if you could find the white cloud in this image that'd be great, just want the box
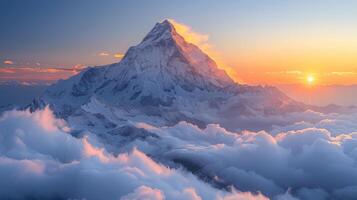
[0,108,268,200]
[98,52,110,56]
[129,111,357,199]
[1,106,357,199]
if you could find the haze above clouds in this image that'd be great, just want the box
[277,84,357,106]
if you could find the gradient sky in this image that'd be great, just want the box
[1,0,357,85]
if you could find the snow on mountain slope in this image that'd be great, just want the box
[31,19,305,132]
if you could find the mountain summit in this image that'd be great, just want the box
[107,19,234,90]
[31,20,304,131]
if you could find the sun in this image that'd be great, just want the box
[306,75,315,85]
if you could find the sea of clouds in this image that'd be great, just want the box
[1,107,357,200]
[0,107,269,200]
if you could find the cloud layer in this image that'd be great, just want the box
[1,106,357,199]
[0,108,268,200]
[127,110,357,200]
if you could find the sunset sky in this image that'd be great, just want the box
[2,2,357,199]
[1,0,357,85]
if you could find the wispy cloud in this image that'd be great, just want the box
[266,70,357,77]
[168,19,238,82]
[0,67,83,74]
[0,68,16,74]
[168,19,210,52]
[98,52,110,56]
[0,65,86,82]
[329,71,357,76]
[3,60,14,65]
[266,70,303,75]
[114,53,124,59]
[98,52,125,60]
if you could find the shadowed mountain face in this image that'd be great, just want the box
[31,20,305,131]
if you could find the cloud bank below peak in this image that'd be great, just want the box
[126,109,357,200]
[0,108,268,200]
[1,104,357,199]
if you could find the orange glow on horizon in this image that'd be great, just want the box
[210,22,357,85]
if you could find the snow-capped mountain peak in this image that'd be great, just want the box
[31,19,304,131]
[106,19,234,91]
[140,19,177,46]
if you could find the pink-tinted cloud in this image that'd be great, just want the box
[217,189,269,200]
[82,136,110,162]
[0,107,271,200]
[0,65,85,82]
[3,60,14,65]
[0,68,16,74]
[121,186,165,200]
